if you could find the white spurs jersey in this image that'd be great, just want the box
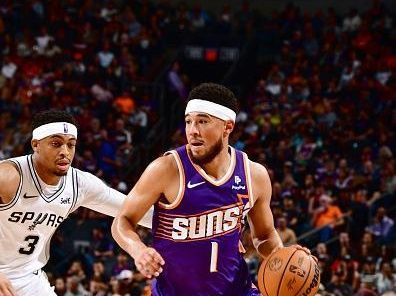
[0,155,125,279]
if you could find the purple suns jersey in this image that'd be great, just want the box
[151,145,258,296]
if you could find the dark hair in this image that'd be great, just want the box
[32,109,78,130]
[187,83,238,113]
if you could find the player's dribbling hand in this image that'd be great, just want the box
[134,247,165,279]
[292,244,318,263]
[0,272,17,296]
[292,244,311,254]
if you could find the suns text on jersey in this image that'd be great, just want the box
[171,204,243,240]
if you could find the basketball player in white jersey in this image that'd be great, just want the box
[0,110,152,296]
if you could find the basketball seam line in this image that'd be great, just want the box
[276,248,299,296]
[293,254,313,296]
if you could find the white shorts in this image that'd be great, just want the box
[12,270,56,296]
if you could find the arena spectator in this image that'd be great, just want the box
[66,261,87,284]
[113,91,136,115]
[65,275,88,296]
[276,216,297,245]
[1,55,17,79]
[90,227,115,263]
[375,261,396,295]
[111,252,134,277]
[167,61,188,100]
[312,194,344,242]
[355,277,379,296]
[366,207,395,243]
[114,269,144,295]
[55,277,67,296]
[326,270,354,296]
[112,118,133,156]
[92,261,108,283]
[88,279,108,296]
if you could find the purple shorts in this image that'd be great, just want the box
[151,280,261,296]
[246,286,261,296]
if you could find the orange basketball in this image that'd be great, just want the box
[257,246,320,296]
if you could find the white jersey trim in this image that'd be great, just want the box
[242,152,255,208]
[187,145,236,186]
[66,168,79,215]
[27,155,67,203]
[159,151,185,209]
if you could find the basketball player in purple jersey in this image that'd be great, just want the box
[112,83,285,295]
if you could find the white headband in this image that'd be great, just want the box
[32,122,78,140]
[185,99,236,122]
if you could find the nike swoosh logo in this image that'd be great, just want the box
[187,181,205,189]
[23,193,38,199]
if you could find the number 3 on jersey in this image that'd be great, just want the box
[19,235,39,255]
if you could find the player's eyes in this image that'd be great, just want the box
[51,142,61,147]
[185,118,209,125]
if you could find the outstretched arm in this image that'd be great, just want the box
[74,170,153,228]
[111,155,177,278]
[247,162,283,259]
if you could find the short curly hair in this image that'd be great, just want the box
[32,109,78,130]
[187,83,238,113]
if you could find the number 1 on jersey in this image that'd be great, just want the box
[210,242,218,272]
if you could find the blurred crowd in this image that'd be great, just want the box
[0,0,176,188]
[233,2,396,295]
[171,1,396,295]
[1,0,396,295]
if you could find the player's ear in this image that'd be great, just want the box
[224,120,234,136]
[31,139,39,153]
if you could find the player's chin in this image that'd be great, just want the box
[190,143,205,154]
[190,151,207,162]
[192,149,205,158]
[54,166,70,176]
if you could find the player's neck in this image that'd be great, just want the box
[200,147,231,180]
[32,156,62,186]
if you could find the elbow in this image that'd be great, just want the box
[111,213,137,239]
[111,215,119,239]
[111,214,126,240]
